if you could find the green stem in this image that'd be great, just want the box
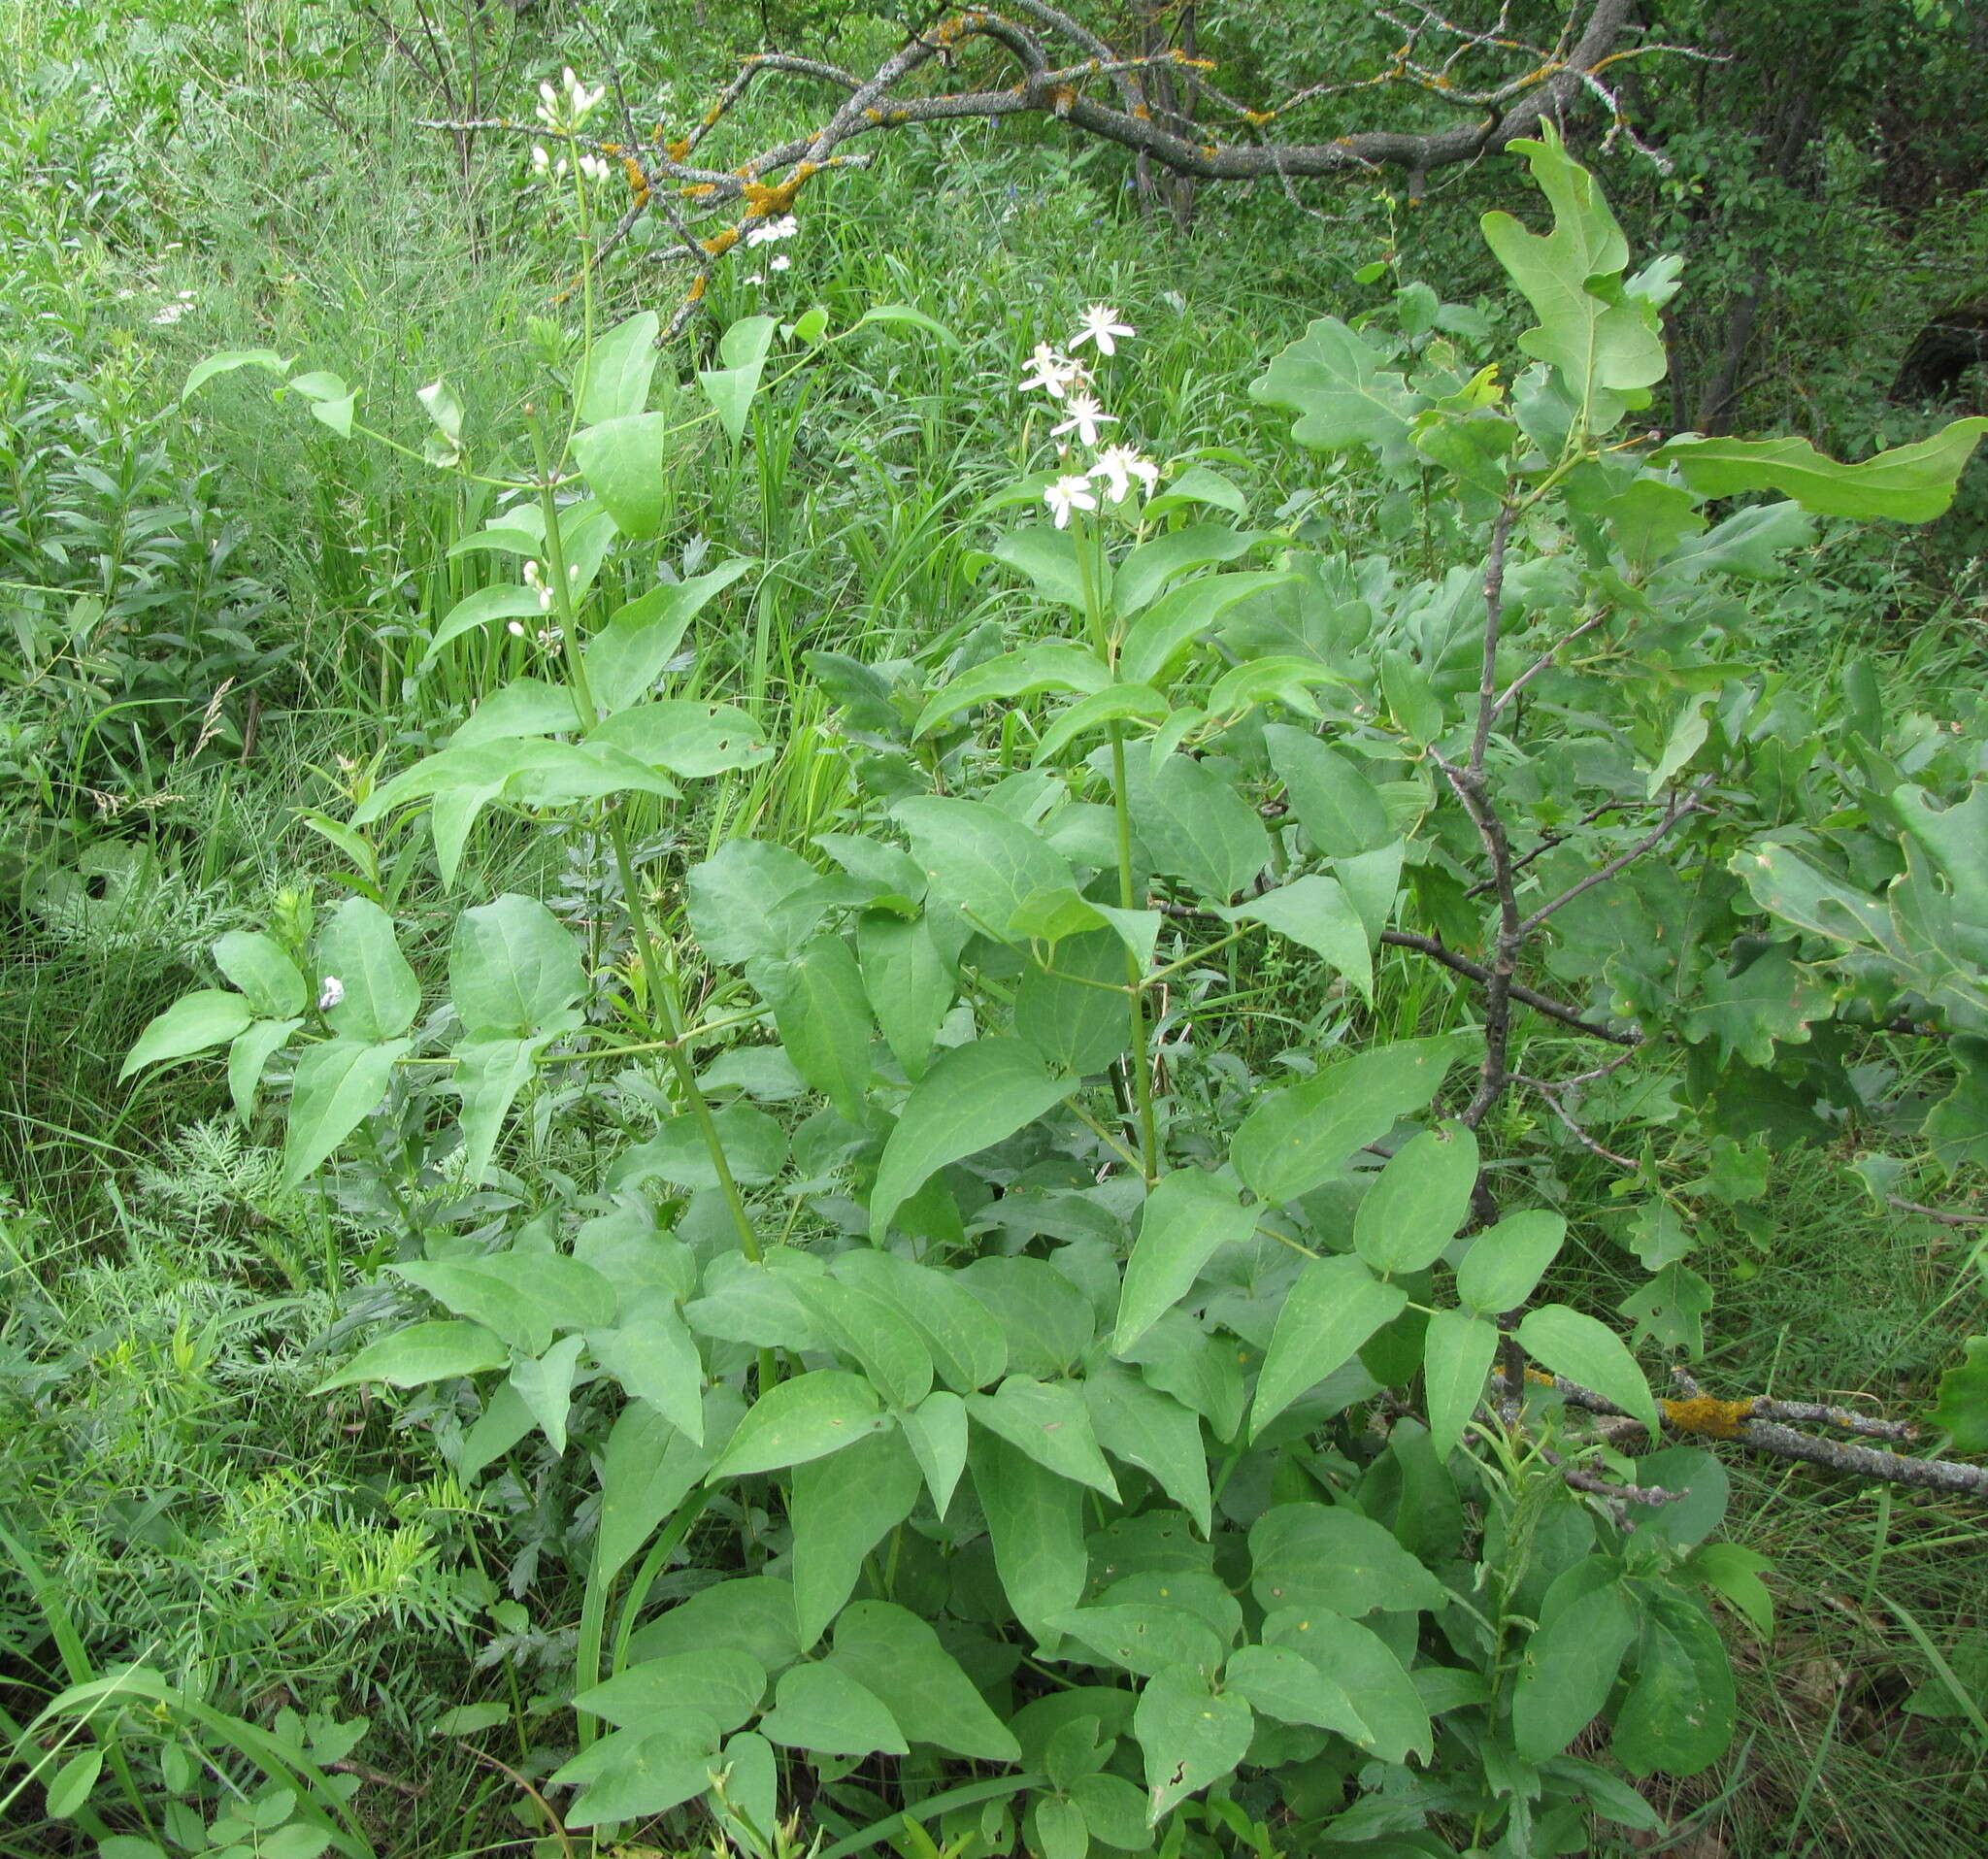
[1110,721,1159,1183]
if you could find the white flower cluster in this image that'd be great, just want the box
[150,289,196,327]
[536,67,605,132]
[745,214,798,249]
[1020,306,1156,529]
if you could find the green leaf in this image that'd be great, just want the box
[228,1016,302,1122]
[757,936,875,1119]
[1512,1576,1640,1762]
[1222,1644,1370,1742]
[585,559,757,716]
[760,1662,907,1757]
[793,1277,934,1409]
[578,310,662,424]
[687,839,828,965]
[1113,1169,1258,1355]
[1050,1603,1225,1678]
[593,1305,706,1442]
[183,347,292,401]
[1033,683,1172,768]
[1611,1592,1735,1777]
[625,1572,802,1676]
[611,1101,788,1193]
[1015,928,1133,1078]
[790,1426,922,1648]
[708,1369,884,1478]
[451,1035,552,1188]
[1894,781,1988,928]
[1656,417,1988,523]
[573,1647,765,1733]
[991,524,1098,611]
[119,989,254,1081]
[213,930,308,1019]
[1248,1503,1444,1615]
[1249,1255,1408,1437]
[1378,648,1442,747]
[573,413,675,541]
[1422,1308,1498,1459]
[1352,1123,1479,1274]
[595,699,773,780]
[594,1396,726,1581]
[1140,750,1270,905]
[314,1318,508,1392]
[1931,1336,1988,1451]
[1263,725,1393,857]
[448,894,584,1035]
[549,1712,723,1827]
[446,677,582,748]
[1082,1363,1212,1537]
[870,1038,1076,1243]
[392,1255,578,1355]
[43,1746,101,1819]
[968,1377,1119,1498]
[915,642,1110,737]
[857,911,955,1082]
[1223,875,1371,1002]
[900,1388,970,1515]
[698,314,777,443]
[1118,571,1304,688]
[961,1255,1095,1379]
[832,1251,1008,1393]
[1115,526,1263,616]
[1233,1035,1467,1206]
[829,1600,1022,1764]
[895,796,1077,939]
[1035,1796,1089,1859]
[1479,128,1666,429]
[846,302,962,347]
[509,1333,585,1455]
[1071,1773,1151,1851]
[1262,1610,1431,1763]
[1247,315,1423,465]
[316,897,420,1042]
[1455,1210,1567,1314]
[282,1036,412,1185]
[1517,1304,1658,1434]
[969,1431,1088,1647]
[1133,1664,1253,1823]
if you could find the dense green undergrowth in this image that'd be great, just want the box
[5,4,1988,1857]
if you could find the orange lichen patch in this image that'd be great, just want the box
[1660,1395,1757,1439]
[687,275,708,303]
[701,227,740,256]
[681,182,718,199]
[1051,85,1076,116]
[624,157,650,203]
[702,106,722,127]
[1240,109,1276,127]
[667,138,691,160]
[1202,144,1219,157]
[1132,103,1151,119]
[864,107,884,123]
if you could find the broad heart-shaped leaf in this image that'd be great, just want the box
[1015,928,1132,1079]
[1232,1034,1469,1206]
[857,911,955,1081]
[870,1038,1076,1242]
[914,642,1110,737]
[895,795,1077,940]
[1422,1308,1499,1459]
[594,699,774,780]
[1223,876,1372,1004]
[1222,1644,1370,1743]
[572,412,675,541]
[1247,314,1423,466]
[212,930,307,1019]
[829,1600,1022,1764]
[1248,1503,1445,1615]
[182,346,293,402]
[314,1318,508,1392]
[624,1572,803,1676]
[573,1647,765,1734]
[584,558,757,717]
[1352,1123,1479,1274]
[119,989,253,1081]
[1931,1336,1988,1451]
[452,1031,565,1187]
[316,896,420,1042]
[448,894,585,1036]
[1034,1795,1089,1859]
[961,1255,1096,1379]
[1610,1590,1736,1778]
[1656,417,1988,522]
[967,1376,1119,1498]
[1250,1255,1407,1438]
[1480,129,1665,430]
[610,1101,788,1193]
[991,524,1101,612]
[1115,524,1264,616]
[1261,1610,1432,1764]
[686,839,828,967]
[448,677,583,749]
[900,1388,970,1516]
[282,1036,412,1185]
[593,1304,706,1443]
[790,1426,922,1648]
[1114,1168,1259,1355]
[509,1332,586,1454]
[1262,724,1393,858]
[1136,749,1270,906]
[425,583,546,659]
[1032,682,1172,767]
[1512,1574,1640,1763]
[697,313,777,442]
[228,1016,302,1122]
[1082,1365,1212,1536]
[1049,1603,1225,1678]
[755,937,875,1120]
[831,1250,1008,1392]
[708,1369,884,1478]
[969,1431,1088,1649]
[793,1276,934,1409]
[1134,1664,1254,1824]
[761,1660,908,1757]
[1455,1210,1567,1314]
[578,309,662,424]
[589,1400,706,1577]
[549,1710,724,1828]
[1117,570,1305,689]
[1518,1304,1658,1434]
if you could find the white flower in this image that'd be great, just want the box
[578,152,612,184]
[507,619,527,636]
[1089,444,1160,503]
[1070,303,1135,355]
[769,253,791,272]
[1018,342,1086,400]
[317,977,346,1012]
[1044,474,1098,529]
[1050,391,1116,448]
[566,68,606,123]
[745,214,797,248]
[150,300,191,327]
[744,272,765,285]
